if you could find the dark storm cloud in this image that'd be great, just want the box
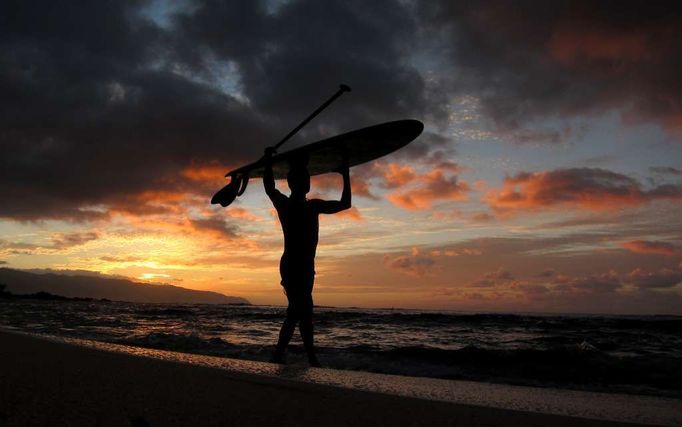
[3,0,680,222]
[0,0,282,221]
[174,0,435,130]
[419,0,682,141]
[0,0,436,221]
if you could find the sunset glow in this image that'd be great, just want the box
[1,0,680,314]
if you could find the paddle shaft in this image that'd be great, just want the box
[272,84,351,152]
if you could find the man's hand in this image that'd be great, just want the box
[263,146,277,160]
[263,146,278,198]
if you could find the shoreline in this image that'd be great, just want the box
[1,329,680,426]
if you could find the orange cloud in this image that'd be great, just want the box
[486,168,682,213]
[346,162,382,200]
[549,26,653,64]
[388,170,468,210]
[380,163,417,188]
[336,206,363,221]
[310,172,379,201]
[107,190,193,217]
[225,207,261,222]
[181,162,231,183]
[317,206,363,222]
[621,241,682,257]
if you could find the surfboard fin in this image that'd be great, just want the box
[211,175,241,207]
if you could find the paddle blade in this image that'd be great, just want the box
[211,177,241,207]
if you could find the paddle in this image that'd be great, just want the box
[212,85,352,207]
[272,84,352,153]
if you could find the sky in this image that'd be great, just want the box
[1,0,681,314]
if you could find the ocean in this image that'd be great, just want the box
[1,299,680,398]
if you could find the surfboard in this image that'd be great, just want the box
[211,119,424,206]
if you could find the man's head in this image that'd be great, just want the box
[287,165,310,196]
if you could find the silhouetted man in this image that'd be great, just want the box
[263,148,351,367]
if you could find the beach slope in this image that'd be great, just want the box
[0,331,667,426]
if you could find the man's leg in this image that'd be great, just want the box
[273,293,298,363]
[298,293,320,367]
[273,317,296,363]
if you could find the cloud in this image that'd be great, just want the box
[177,0,436,127]
[181,162,234,185]
[388,170,468,210]
[189,217,239,239]
[383,247,436,277]
[0,0,435,221]
[548,25,653,64]
[554,271,622,293]
[418,0,682,140]
[380,163,418,189]
[537,269,556,278]
[471,212,495,223]
[99,255,143,263]
[0,0,275,221]
[627,267,682,289]
[486,168,682,213]
[621,241,682,257]
[650,167,682,176]
[50,232,100,249]
[470,268,515,287]
[1,232,99,254]
[6,0,678,224]
[224,207,262,222]
[335,207,363,222]
[308,173,369,202]
[0,239,40,254]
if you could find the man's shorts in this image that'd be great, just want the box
[280,257,315,320]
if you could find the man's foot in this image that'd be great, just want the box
[308,355,322,368]
[272,347,285,364]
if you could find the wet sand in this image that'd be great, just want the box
[0,330,677,426]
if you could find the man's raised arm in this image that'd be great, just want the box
[263,147,282,202]
[312,161,352,214]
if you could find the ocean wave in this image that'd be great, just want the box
[315,344,682,396]
[2,299,681,397]
[104,329,682,397]
[116,331,234,352]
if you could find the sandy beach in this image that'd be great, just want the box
[0,330,678,427]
